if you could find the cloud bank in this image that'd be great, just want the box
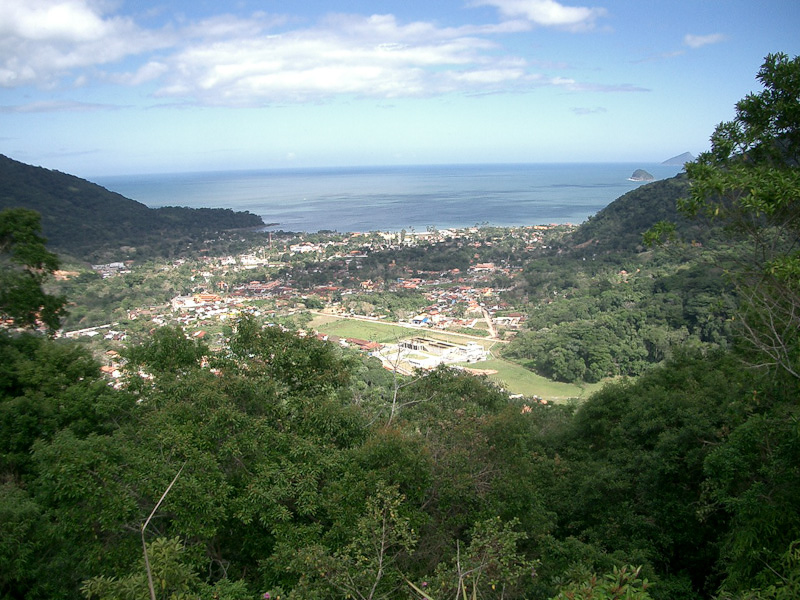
[0,0,170,87]
[0,0,645,107]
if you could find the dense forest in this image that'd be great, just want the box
[0,155,264,262]
[1,54,799,600]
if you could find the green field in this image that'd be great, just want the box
[460,358,604,402]
[309,315,412,343]
[310,314,603,402]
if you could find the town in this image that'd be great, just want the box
[59,224,575,396]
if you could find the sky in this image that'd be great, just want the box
[1,0,799,177]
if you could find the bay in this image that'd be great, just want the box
[95,163,684,234]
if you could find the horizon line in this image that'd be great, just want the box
[90,159,691,180]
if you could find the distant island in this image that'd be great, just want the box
[661,152,695,166]
[628,169,654,181]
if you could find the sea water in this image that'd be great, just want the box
[95,163,684,234]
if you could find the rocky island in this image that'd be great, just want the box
[661,152,695,166]
[628,168,654,181]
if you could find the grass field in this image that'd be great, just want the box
[309,315,412,343]
[310,314,605,402]
[461,358,603,402]
[310,315,505,352]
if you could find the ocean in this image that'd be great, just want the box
[95,163,684,234]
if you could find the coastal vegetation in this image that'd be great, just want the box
[0,154,264,263]
[1,53,799,600]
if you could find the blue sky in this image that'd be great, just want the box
[1,0,798,177]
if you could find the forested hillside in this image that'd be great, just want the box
[0,155,263,262]
[568,173,708,253]
[1,54,799,600]
[502,177,733,384]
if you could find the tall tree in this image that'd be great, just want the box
[0,208,66,333]
[679,52,800,378]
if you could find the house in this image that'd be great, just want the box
[346,338,382,352]
[472,262,496,272]
[290,243,318,254]
[194,293,222,303]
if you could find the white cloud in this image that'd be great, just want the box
[154,14,532,104]
[683,33,726,49]
[1,0,111,42]
[471,0,606,30]
[0,0,171,87]
[0,3,638,105]
[182,13,288,40]
[111,61,169,86]
[447,68,526,84]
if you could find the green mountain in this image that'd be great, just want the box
[0,155,264,261]
[569,173,705,252]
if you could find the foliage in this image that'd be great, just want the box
[0,154,263,261]
[716,541,800,600]
[0,483,43,597]
[677,52,800,379]
[506,257,733,383]
[56,261,194,330]
[570,175,700,253]
[229,314,354,398]
[550,565,653,600]
[289,483,417,600]
[0,207,67,332]
[123,325,209,377]
[0,331,131,479]
[701,400,800,593]
[408,517,535,600]
[540,350,754,596]
[3,293,798,600]
[82,537,203,600]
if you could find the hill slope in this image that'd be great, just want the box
[568,173,705,252]
[0,155,263,261]
[661,151,695,165]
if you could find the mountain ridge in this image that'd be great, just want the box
[569,173,708,252]
[0,154,264,262]
[661,151,695,166]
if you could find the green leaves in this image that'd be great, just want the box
[81,537,203,600]
[305,483,417,600]
[123,325,208,377]
[550,564,653,600]
[0,208,66,333]
[679,53,800,380]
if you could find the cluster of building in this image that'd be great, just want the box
[62,225,577,387]
[367,336,490,375]
[91,261,132,278]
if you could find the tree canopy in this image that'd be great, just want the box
[0,208,66,333]
[681,52,800,379]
